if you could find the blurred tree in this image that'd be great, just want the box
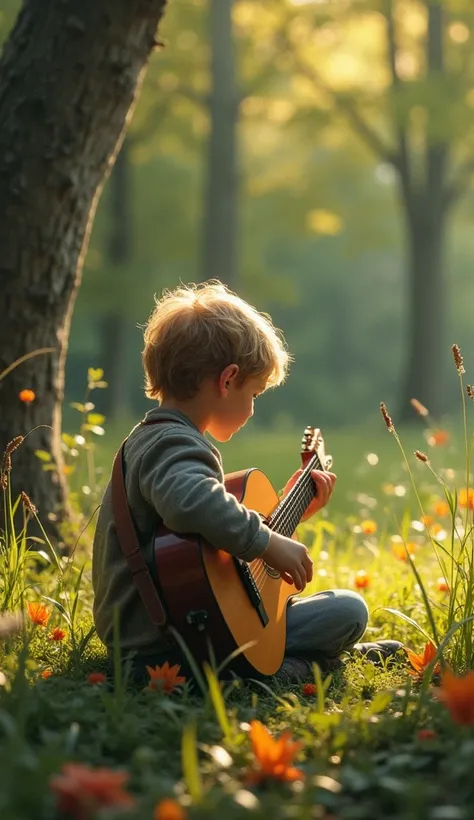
[202,0,239,286]
[245,0,474,419]
[0,0,168,535]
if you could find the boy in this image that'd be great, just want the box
[92,281,402,684]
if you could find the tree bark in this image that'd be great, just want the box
[398,200,448,421]
[0,0,167,536]
[99,140,132,418]
[201,0,239,288]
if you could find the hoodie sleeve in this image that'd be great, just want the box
[137,429,271,561]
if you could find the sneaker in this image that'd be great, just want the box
[275,654,345,685]
[351,639,405,666]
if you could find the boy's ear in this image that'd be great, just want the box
[219,363,240,394]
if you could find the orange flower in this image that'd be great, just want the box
[436,577,450,593]
[301,683,316,696]
[49,762,135,818]
[19,389,35,404]
[50,627,66,641]
[428,430,449,447]
[41,669,53,679]
[417,729,437,741]
[354,569,370,589]
[434,669,474,725]
[406,642,440,679]
[392,542,416,562]
[433,500,450,518]
[146,662,186,694]
[154,798,187,820]
[88,672,106,685]
[430,523,444,537]
[360,519,377,535]
[420,514,434,528]
[27,602,50,627]
[459,488,474,511]
[247,720,304,784]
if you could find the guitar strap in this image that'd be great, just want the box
[111,418,178,635]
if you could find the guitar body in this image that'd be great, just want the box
[153,468,298,678]
[152,425,331,679]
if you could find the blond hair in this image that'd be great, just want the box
[142,281,290,401]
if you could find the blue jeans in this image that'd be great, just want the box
[285,588,369,659]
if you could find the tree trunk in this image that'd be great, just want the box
[398,204,448,422]
[99,140,132,418]
[201,0,239,287]
[0,0,167,537]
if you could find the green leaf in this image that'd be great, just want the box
[367,691,392,715]
[182,722,202,803]
[203,663,233,742]
[34,450,51,462]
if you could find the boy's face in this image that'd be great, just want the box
[207,374,267,442]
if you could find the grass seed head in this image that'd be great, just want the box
[20,491,37,515]
[380,402,394,433]
[415,450,429,463]
[452,344,465,375]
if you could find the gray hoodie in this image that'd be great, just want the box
[92,407,271,655]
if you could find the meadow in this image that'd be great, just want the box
[1,358,474,820]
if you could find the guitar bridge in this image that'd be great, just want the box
[234,559,269,628]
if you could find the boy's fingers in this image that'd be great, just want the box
[304,553,313,582]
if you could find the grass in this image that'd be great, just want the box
[1,366,474,819]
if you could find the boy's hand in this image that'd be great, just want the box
[262,531,313,592]
[281,469,337,521]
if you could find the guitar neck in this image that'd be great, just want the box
[267,452,322,538]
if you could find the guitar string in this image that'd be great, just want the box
[251,459,321,588]
[251,452,325,589]
[247,447,327,589]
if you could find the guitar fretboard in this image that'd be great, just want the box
[267,452,322,537]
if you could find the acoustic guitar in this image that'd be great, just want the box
[151,426,333,678]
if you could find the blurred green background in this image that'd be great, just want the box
[1,0,474,495]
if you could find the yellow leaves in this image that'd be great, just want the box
[306,209,343,236]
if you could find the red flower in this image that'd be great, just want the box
[49,762,135,819]
[301,683,316,696]
[154,798,188,820]
[146,662,186,694]
[50,627,66,641]
[433,669,474,726]
[19,389,35,404]
[27,602,50,627]
[247,720,304,784]
[41,669,53,679]
[88,672,106,685]
[354,569,370,589]
[406,642,440,679]
[417,729,437,741]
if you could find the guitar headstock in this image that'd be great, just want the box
[301,426,333,471]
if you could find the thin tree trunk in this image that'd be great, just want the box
[0,0,167,536]
[201,0,239,287]
[398,205,447,421]
[99,141,132,418]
